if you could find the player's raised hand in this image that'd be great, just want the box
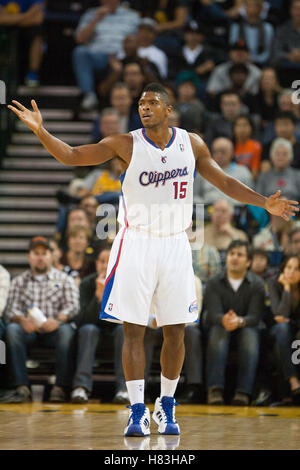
[265,190,299,221]
[7,99,43,134]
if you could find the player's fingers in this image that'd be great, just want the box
[7,105,22,117]
[11,100,26,111]
[287,201,299,208]
[31,99,39,113]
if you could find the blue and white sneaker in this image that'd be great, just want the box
[152,396,180,435]
[124,403,151,437]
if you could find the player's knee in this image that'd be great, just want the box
[163,324,185,345]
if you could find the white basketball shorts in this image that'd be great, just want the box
[100,227,199,327]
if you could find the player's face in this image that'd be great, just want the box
[138,92,170,128]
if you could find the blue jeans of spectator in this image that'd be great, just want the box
[72,323,125,393]
[270,322,298,381]
[206,325,260,395]
[72,46,109,94]
[5,322,76,388]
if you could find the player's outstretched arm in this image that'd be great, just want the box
[190,133,299,221]
[7,99,124,166]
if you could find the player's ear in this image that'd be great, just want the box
[166,104,173,115]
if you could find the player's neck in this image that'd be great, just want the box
[144,126,174,150]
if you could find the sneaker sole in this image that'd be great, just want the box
[125,424,150,437]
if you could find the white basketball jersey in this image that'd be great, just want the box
[117,127,196,236]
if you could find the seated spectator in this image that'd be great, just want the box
[192,244,222,286]
[206,40,262,98]
[77,158,122,203]
[4,237,79,403]
[287,226,300,256]
[194,137,254,206]
[72,0,140,110]
[92,107,122,143]
[71,244,128,404]
[169,20,223,95]
[220,0,244,19]
[204,91,244,146]
[253,211,292,252]
[205,240,265,405]
[56,207,91,249]
[271,0,300,86]
[0,0,44,86]
[121,60,150,109]
[204,199,248,251]
[79,195,99,229]
[191,0,230,47]
[0,264,10,340]
[176,79,206,133]
[261,112,300,172]
[229,0,274,65]
[168,108,181,128]
[61,226,95,284]
[250,248,271,280]
[136,18,168,79]
[49,238,64,271]
[255,138,300,201]
[268,255,300,403]
[233,114,262,179]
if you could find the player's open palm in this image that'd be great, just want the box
[7,99,42,134]
[265,190,299,221]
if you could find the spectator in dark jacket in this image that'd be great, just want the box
[205,240,265,406]
[267,255,300,403]
[71,244,128,404]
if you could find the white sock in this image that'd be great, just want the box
[160,374,180,398]
[126,379,145,405]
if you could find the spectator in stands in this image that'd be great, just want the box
[49,238,64,271]
[205,240,265,405]
[256,138,300,201]
[206,40,262,97]
[61,226,95,284]
[168,108,181,128]
[192,244,222,286]
[253,211,292,252]
[271,0,300,85]
[56,207,91,250]
[71,244,128,404]
[288,226,300,256]
[93,86,141,139]
[0,264,10,340]
[204,91,244,146]
[92,107,121,144]
[72,0,140,110]
[0,0,44,86]
[176,79,206,133]
[250,248,271,280]
[193,137,254,206]
[4,237,79,403]
[229,0,274,65]
[135,18,168,79]
[79,195,98,229]
[169,20,222,94]
[204,199,248,251]
[268,255,300,403]
[233,114,262,179]
[261,112,300,172]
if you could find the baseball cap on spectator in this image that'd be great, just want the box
[29,236,51,251]
[230,39,249,52]
[139,18,157,29]
[184,20,206,35]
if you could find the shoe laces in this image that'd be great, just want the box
[126,403,146,424]
[161,396,178,423]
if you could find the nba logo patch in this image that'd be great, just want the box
[108,303,113,311]
[179,144,184,152]
[161,156,167,163]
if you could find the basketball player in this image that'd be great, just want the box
[8,83,299,437]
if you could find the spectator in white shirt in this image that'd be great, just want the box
[136,18,168,79]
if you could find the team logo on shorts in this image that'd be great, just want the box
[108,303,113,311]
[161,156,167,163]
[189,300,198,313]
[179,144,184,152]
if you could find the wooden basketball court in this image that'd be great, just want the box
[1,402,300,450]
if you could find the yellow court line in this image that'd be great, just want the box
[1,403,300,419]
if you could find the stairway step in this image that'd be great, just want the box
[0,211,57,223]
[17,120,93,133]
[0,253,29,265]
[7,145,50,156]
[0,170,74,183]
[3,158,74,170]
[0,239,31,250]
[0,225,55,236]
[17,86,81,96]
[12,132,92,145]
[0,184,64,196]
[0,197,58,209]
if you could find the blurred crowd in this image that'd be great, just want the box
[1,0,300,406]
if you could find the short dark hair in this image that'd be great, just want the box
[275,111,297,125]
[141,82,170,105]
[226,240,251,260]
[251,248,269,263]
